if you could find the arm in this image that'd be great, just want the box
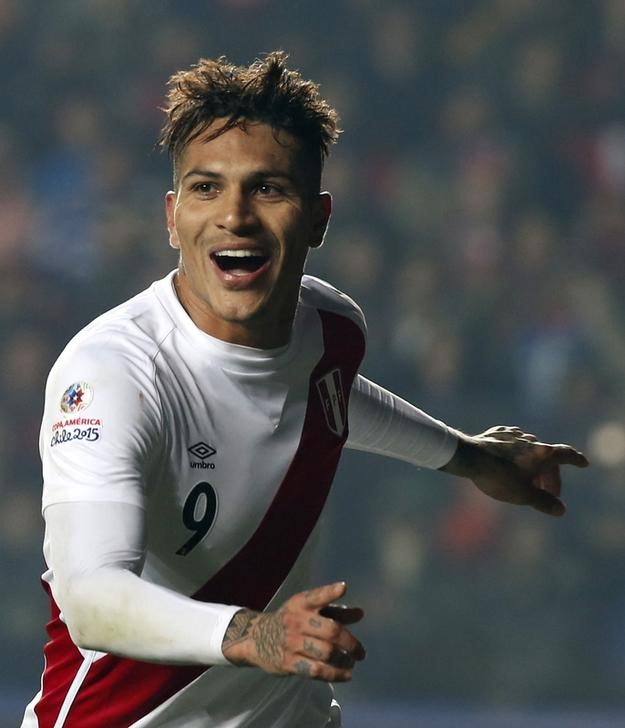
[46,500,366,679]
[347,375,457,469]
[45,500,239,665]
[42,342,365,680]
[348,376,588,515]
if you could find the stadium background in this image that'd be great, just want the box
[2,1,625,725]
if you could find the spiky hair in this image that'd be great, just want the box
[159,52,340,189]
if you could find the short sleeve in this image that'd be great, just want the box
[40,334,162,512]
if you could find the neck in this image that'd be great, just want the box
[173,272,295,349]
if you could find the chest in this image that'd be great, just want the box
[140,309,363,599]
[141,334,321,591]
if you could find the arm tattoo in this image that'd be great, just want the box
[222,609,257,654]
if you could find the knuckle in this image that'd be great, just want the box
[282,610,300,633]
[331,668,352,683]
[284,631,300,652]
[327,622,341,640]
[288,593,305,609]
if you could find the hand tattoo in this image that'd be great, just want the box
[222,609,257,661]
[251,609,287,665]
[303,639,324,659]
[293,659,311,676]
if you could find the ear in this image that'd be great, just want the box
[309,192,332,249]
[165,191,180,249]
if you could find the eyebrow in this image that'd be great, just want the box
[181,169,223,183]
[181,168,298,185]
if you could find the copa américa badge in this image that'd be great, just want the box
[60,382,93,414]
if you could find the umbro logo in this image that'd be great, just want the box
[188,442,216,459]
[188,441,216,469]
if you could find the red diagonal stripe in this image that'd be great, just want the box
[34,309,365,727]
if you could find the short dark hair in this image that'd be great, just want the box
[158,51,340,190]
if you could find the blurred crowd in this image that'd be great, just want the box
[2,0,625,713]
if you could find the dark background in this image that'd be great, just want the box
[2,1,625,725]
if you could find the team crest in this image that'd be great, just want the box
[60,382,93,414]
[316,368,346,436]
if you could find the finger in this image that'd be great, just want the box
[301,636,350,666]
[291,657,354,683]
[489,426,521,440]
[335,633,366,662]
[488,428,537,444]
[501,426,532,437]
[305,613,367,661]
[300,582,347,609]
[300,639,358,670]
[533,467,561,496]
[528,487,566,517]
[537,443,589,468]
[319,604,364,625]
[328,646,357,669]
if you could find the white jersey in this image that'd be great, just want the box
[24,271,456,728]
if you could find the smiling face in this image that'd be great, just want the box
[165,122,332,348]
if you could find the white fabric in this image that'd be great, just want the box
[44,501,239,665]
[348,375,457,468]
[22,271,455,728]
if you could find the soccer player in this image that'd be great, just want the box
[21,53,588,728]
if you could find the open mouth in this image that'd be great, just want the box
[211,250,269,275]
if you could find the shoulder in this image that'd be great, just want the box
[300,275,367,336]
[57,282,174,369]
[47,280,176,400]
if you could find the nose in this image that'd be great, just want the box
[215,187,259,236]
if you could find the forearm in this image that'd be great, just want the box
[45,501,239,666]
[347,375,458,469]
[59,566,239,665]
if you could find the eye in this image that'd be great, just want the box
[192,181,218,196]
[256,182,282,197]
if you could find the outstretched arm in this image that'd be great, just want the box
[347,375,457,468]
[347,375,588,515]
[439,425,589,516]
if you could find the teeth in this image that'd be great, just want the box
[213,249,263,257]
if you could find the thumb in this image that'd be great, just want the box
[529,487,566,517]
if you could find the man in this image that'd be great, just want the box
[22,53,587,727]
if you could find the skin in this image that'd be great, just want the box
[218,426,588,682]
[165,121,332,348]
[221,581,366,682]
[166,122,366,679]
[440,425,589,517]
[164,119,588,684]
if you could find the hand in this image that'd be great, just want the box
[442,425,589,516]
[221,581,366,681]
